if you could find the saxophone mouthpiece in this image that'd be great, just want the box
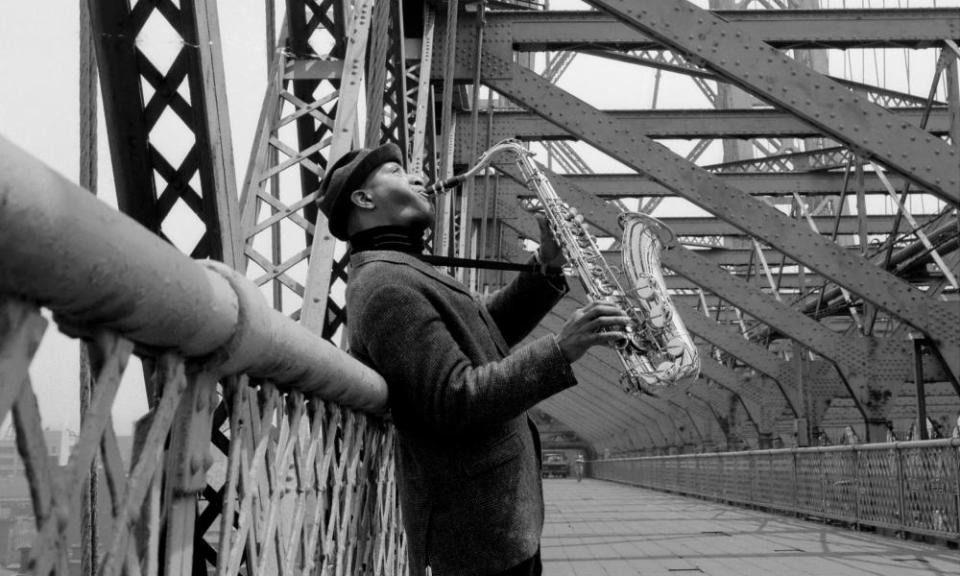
[423,175,465,197]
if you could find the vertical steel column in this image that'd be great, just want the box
[896,444,907,534]
[89,0,242,265]
[300,0,374,334]
[409,4,436,174]
[78,3,99,575]
[915,337,929,441]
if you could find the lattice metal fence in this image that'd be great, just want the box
[0,135,404,576]
[592,441,960,540]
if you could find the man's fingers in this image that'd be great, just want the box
[592,332,628,345]
[582,315,631,333]
[578,303,626,320]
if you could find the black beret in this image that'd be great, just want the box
[317,143,404,240]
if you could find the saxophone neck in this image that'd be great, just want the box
[424,139,531,197]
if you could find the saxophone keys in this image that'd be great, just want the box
[633,277,655,300]
[665,336,686,357]
[656,360,674,376]
[648,303,666,328]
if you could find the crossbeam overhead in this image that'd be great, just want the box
[476,8,960,51]
[583,0,960,206]
[492,172,903,199]
[458,108,953,142]
[478,55,960,348]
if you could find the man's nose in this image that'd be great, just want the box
[408,173,425,186]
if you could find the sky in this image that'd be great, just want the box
[1,0,957,437]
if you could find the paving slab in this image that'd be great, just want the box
[541,479,960,576]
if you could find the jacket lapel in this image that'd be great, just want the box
[350,250,512,355]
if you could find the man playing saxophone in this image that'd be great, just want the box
[317,142,630,576]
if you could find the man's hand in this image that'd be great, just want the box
[556,301,631,363]
[536,216,566,268]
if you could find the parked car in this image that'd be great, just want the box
[542,451,570,478]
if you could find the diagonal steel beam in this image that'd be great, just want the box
[478,55,960,348]
[678,303,798,413]
[584,0,960,206]
[553,288,744,447]
[531,320,676,443]
[493,171,896,198]
[698,356,763,433]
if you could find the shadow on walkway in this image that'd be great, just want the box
[541,479,960,576]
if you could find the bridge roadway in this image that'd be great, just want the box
[541,479,959,576]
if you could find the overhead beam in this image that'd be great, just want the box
[559,285,761,444]
[660,383,726,447]
[456,108,952,143]
[486,199,926,237]
[583,0,960,206]
[678,303,798,413]
[492,171,899,199]
[476,9,960,51]
[698,356,764,434]
[478,55,960,348]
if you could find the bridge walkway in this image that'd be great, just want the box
[541,479,959,576]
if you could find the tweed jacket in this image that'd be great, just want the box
[346,250,577,576]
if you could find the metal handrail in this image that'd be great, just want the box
[0,134,387,413]
[592,440,960,540]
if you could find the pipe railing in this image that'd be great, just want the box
[0,134,402,576]
[0,134,387,413]
[592,440,960,541]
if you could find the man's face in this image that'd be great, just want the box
[364,161,434,229]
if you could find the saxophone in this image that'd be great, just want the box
[426,139,700,395]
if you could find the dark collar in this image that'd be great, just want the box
[348,225,426,255]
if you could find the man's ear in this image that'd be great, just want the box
[350,189,375,210]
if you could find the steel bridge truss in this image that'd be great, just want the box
[437,1,960,455]
[6,1,960,574]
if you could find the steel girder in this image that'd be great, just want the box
[476,56,960,349]
[697,356,765,435]
[499,206,934,431]
[690,380,756,448]
[485,199,926,238]
[661,246,948,426]
[679,304,798,414]
[541,297,710,449]
[90,0,241,266]
[472,8,960,52]
[668,272,941,292]
[530,319,675,447]
[659,382,726,448]
[552,288,730,449]
[583,0,960,206]
[490,193,832,426]
[493,172,897,199]
[454,108,952,144]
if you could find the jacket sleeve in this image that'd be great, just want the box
[483,265,568,347]
[354,282,577,436]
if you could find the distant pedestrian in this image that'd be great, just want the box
[575,454,585,482]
